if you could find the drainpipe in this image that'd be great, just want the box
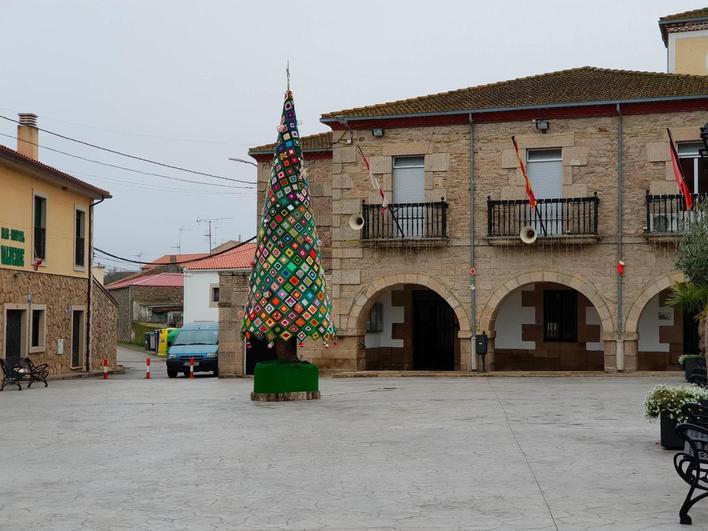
[86,196,105,371]
[615,104,624,371]
[468,113,477,371]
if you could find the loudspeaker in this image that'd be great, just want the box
[519,225,538,244]
[348,213,365,231]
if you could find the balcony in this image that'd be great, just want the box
[644,193,707,240]
[360,200,448,246]
[487,194,600,245]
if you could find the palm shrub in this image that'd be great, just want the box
[670,203,708,356]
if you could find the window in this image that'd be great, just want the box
[211,287,220,303]
[392,157,425,238]
[33,195,46,261]
[527,149,563,235]
[543,290,577,342]
[30,308,46,351]
[678,142,708,194]
[366,303,384,333]
[75,208,86,268]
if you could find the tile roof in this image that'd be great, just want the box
[659,7,708,43]
[660,8,708,22]
[105,272,183,290]
[320,67,708,121]
[183,242,256,271]
[249,131,332,155]
[0,144,111,199]
[144,253,209,268]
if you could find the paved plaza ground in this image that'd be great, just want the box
[0,348,701,530]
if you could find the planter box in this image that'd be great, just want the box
[660,411,684,450]
[251,360,320,401]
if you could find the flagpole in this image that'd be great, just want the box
[511,136,547,236]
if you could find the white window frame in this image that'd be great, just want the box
[73,205,87,272]
[32,191,48,266]
[209,284,220,308]
[29,304,47,354]
[678,142,704,194]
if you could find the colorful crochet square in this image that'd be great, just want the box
[242,90,335,344]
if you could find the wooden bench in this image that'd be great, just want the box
[0,357,49,391]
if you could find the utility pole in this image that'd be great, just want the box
[196,218,232,252]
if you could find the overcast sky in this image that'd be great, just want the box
[0,0,704,270]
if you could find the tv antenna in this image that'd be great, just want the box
[196,217,232,251]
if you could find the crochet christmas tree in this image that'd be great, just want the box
[242,89,335,347]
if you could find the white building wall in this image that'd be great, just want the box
[365,289,404,348]
[638,293,673,353]
[494,286,535,349]
[183,270,220,323]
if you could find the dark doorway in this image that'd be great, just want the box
[5,310,23,369]
[684,306,701,355]
[71,310,84,368]
[412,290,456,370]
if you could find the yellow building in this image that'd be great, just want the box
[660,8,708,75]
[0,114,118,378]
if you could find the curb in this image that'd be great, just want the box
[330,370,685,378]
[48,365,127,381]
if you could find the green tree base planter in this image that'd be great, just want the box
[251,360,320,402]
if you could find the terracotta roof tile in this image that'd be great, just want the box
[0,144,111,199]
[145,253,209,268]
[249,131,332,155]
[183,242,256,271]
[105,272,183,290]
[660,8,708,22]
[320,67,708,121]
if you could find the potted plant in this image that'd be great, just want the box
[645,384,708,449]
[679,354,706,381]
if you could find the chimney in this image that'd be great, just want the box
[17,113,39,160]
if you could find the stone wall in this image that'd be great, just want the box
[217,270,249,376]
[90,278,118,370]
[111,286,131,342]
[1,268,89,375]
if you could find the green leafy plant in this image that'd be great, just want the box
[676,204,708,289]
[645,384,708,422]
[679,354,704,366]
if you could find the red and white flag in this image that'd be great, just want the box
[667,128,694,210]
[357,145,388,208]
[511,136,537,209]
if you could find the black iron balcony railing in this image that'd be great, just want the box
[645,193,707,235]
[361,200,448,241]
[487,194,600,238]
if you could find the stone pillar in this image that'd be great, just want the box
[217,271,249,377]
[484,331,496,372]
[623,334,638,372]
[458,329,472,371]
[602,333,617,372]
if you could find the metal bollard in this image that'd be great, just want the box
[145,357,151,379]
[189,356,194,379]
[103,357,108,380]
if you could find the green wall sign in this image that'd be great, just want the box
[1,227,26,266]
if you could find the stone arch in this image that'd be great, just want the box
[624,271,685,335]
[346,273,471,335]
[478,271,614,336]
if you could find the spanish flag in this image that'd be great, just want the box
[667,128,694,210]
[511,136,537,209]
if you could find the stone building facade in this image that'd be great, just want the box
[0,114,117,376]
[221,66,708,375]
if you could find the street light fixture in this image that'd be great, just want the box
[228,157,257,167]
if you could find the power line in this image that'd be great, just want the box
[0,134,254,189]
[64,168,257,195]
[0,113,255,185]
[0,106,256,146]
[95,235,256,266]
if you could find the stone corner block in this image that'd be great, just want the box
[647,141,670,163]
[424,153,449,172]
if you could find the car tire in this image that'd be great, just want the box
[213,367,219,377]
[167,369,177,378]
[183,370,191,378]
